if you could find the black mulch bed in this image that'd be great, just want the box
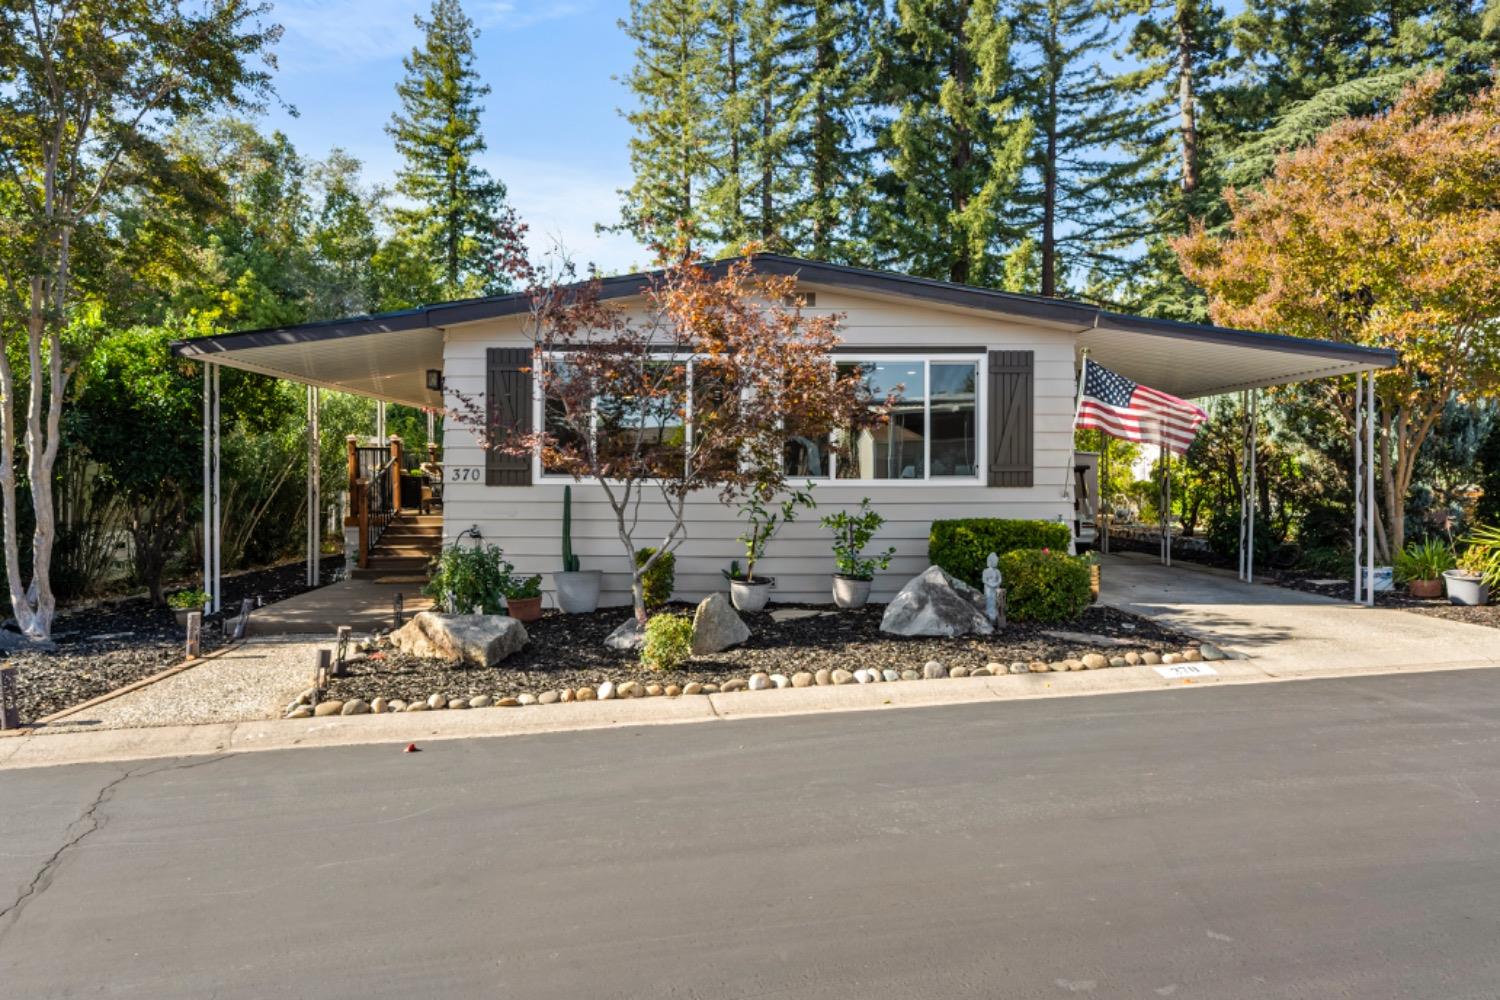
[326,602,1198,705]
[4,557,344,724]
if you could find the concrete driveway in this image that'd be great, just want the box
[1100,552,1500,677]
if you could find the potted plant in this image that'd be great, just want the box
[725,482,815,612]
[1445,526,1499,607]
[820,498,895,609]
[553,485,601,613]
[167,588,211,626]
[502,571,545,622]
[1395,538,1454,599]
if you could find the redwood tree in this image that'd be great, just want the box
[1175,74,1500,559]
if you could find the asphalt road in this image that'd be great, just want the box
[4,671,1500,999]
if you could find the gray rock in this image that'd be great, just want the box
[469,694,493,708]
[791,672,815,688]
[883,669,901,682]
[517,693,538,706]
[341,699,370,716]
[880,566,994,637]
[721,678,749,692]
[901,669,921,681]
[770,673,790,689]
[923,660,947,680]
[747,672,771,691]
[597,681,617,700]
[605,618,646,652]
[389,611,528,667]
[1082,653,1109,670]
[769,607,824,622]
[815,668,833,686]
[1200,643,1228,661]
[1109,657,1127,668]
[313,701,343,717]
[1010,662,1028,674]
[691,594,751,655]
[286,707,312,719]
[831,669,856,685]
[539,690,561,705]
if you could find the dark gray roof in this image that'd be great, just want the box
[171,252,1397,371]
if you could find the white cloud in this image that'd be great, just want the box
[491,154,651,275]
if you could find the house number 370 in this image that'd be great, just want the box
[447,467,483,482]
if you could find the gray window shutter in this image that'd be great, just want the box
[987,350,1034,487]
[486,348,533,486]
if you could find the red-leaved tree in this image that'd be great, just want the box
[452,228,884,621]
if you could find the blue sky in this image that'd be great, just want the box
[261,0,654,273]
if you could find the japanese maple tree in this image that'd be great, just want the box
[460,230,884,622]
[1175,73,1500,559]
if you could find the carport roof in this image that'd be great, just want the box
[170,253,1396,403]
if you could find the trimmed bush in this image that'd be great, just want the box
[634,547,676,607]
[930,518,1071,588]
[998,548,1092,623]
[641,613,694,670]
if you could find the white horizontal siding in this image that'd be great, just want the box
[439,287,1078,607]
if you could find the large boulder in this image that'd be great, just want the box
[880,566,995,638]
[691,593,750,655]
[389,612,528,667]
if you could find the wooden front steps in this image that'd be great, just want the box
[351,513,441,582]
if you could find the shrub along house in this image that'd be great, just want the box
[175,253,1396,612]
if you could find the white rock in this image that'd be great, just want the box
[517,693,537,706]
[770,673,790,689]
[597,681,617,700]
[426,693,446,710]
[747,672,771,691]
[883,669,901,682]
[389,612,528,667]
[853,669,872,684]
[923,660,948,679]
[470,694,493,708]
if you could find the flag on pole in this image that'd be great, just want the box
[1075,359,1207,454]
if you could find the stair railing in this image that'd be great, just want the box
[347,435,404,569]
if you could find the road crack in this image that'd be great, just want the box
[0,754,232,936]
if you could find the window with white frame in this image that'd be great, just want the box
[540,353,981,483]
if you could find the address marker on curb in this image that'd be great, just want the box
[1154,663,1218,679]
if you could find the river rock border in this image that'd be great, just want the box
[284,642,1231,718]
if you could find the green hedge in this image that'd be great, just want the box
[999,548,1092,623]
[929,518,1072,588]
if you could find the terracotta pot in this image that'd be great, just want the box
[1407,577,1442,600]
[506,596,543,622]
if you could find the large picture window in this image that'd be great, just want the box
[541,353,981,483]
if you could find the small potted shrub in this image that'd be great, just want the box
[1395,538,1454,600]
[726,482,814,612]
[554,485,602,613]
[167,588,211,626]
[820,498,895,609]
[641,613,694,670]
[1445,526,1498,606]
[423,543,511,614]
[502,572,545,622]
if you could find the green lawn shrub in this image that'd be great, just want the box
[998,547,1092,623]
[929,518,1071,588]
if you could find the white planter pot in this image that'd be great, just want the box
[729,577,773,612]
[831,575,872,609]
[553,570,602,614]
[1443,569,1490,607]
[173,604,209,628]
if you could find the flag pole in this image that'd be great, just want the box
[1066,353,1090,498]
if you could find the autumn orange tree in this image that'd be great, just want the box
[466,233,883,622]
[1175,73,1500,559]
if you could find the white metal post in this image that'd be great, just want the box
[1365,370,1376,607]
[307,385,321,588]
[376,399,386,444]
[202,364,222,614]
[1353,372,1364,604]
[1247,390,1257,584]
[213,366,220,612]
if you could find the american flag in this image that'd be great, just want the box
[1076,359,1207,454]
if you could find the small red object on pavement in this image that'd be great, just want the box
[404,742,421,753]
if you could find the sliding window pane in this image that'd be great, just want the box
[929,362,977,477]
[837,361,926,479]
[596,361,687,477]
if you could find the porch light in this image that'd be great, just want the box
[426,369,443,391]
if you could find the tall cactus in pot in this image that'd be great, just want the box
[562,484,580,572]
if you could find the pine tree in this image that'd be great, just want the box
[782,0,882,261]
[869,0,1032,285]
[1011,0,1159,297]
[386,0,509,297]
[618,0,719,250]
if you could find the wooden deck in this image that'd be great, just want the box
[244,579,434,637]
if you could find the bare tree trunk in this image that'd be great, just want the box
[1176,0,1199,199]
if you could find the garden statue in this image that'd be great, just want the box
[982,552,1002,625]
